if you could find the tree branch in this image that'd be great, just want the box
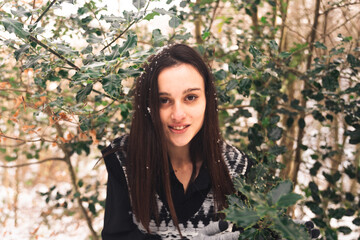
[29,0,58,32]
[207,0,220,34]
[28,36,80,71]
[321,2,360,15]
[218,104,251,110]
[100,19,137,52]
[0,157,65,168]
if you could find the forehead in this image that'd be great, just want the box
[157,63,204,93]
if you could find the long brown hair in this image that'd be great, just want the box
[127,44,234,234]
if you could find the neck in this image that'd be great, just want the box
[167,144,191,168]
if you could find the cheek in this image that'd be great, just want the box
[159,109,168,124]
[195,102,206,120]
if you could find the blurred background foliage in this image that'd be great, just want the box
[0,0,359,239]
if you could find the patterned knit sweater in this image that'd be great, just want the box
[102,135,251,239]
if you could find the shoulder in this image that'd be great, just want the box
[101,134,129,166]
[221,141,253,178]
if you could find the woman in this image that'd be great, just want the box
[101,44,251,239]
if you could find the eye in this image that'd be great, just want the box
[159,97,170,104]
[185,95,198,102]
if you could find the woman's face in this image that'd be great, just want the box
[157,63,206,150]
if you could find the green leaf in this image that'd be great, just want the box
[11,6,31,18]
[279,51,291,58]
[226,79,238,91]
[238,78,252,96]
[325,227,338,240]
[249,45,262,60]
[298,118,305,129]
[274,217,309,240]
[88,203,96,215]
[76,84,93,103]
[144,11,160,21]
[224,206,260,227]
[314,41,327,50]
[78,179,84,188]
[277,193,302,207]
[353,217,360,226]
[268,180,292,205]
[214,69,227,80]
[5,155,18,162]
[268,145,286,156]
[347,54,360,68]
[322,70,339,92]
[267,126,283,141]
[337,226,352,235]
[119,33,138,56]
[328,208,346,219]
[269,40,278,51]
[133,0,146,9]
[102,74,122,98]
[169,16,180,28]
[14,44,30,61]
[201,30,210,40]
[1,18,29,38]
[81,45,93,54]
[305,201,324,215]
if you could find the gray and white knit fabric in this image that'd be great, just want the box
[111,135,249,239]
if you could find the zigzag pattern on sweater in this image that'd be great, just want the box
[110,135,249,239]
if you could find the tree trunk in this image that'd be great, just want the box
[279,0,290,52]
[291,0,321,185]
[194,0,203,44]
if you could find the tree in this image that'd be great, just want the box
[1,0,359,239]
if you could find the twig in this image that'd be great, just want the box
[29,0,58,32]
[101,19,137,52]
[0,88,34,93]
[218,104,251,110]
[0,157,65,168]
[28,36,80,71]
[208,0,220,34]
[0,133,52,143]
[101,0,151,52]
[321,2,360,15]
[326,12,360,36]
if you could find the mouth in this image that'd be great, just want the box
[169,125,190,133]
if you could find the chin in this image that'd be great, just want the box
[168,138,192,148]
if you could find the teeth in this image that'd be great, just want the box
[172,126,186,130]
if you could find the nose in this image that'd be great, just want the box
[171,102,186,121]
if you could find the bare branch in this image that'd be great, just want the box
[321,2,360,15]
[0,88,34,93]
[0,133,53,144]
[326,12,360,37]
[0,157,65,168]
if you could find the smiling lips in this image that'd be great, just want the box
[169,125,190,133]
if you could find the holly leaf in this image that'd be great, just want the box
[76,84,93,103]
[277,193,302,207]
[132,0,146,9]
[102,74,122,98]
[268,180,292,205]
[169,16,180,28]
[118,33,137,56]
[1,18,29,38]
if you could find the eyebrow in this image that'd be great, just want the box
[159,88,202,96]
